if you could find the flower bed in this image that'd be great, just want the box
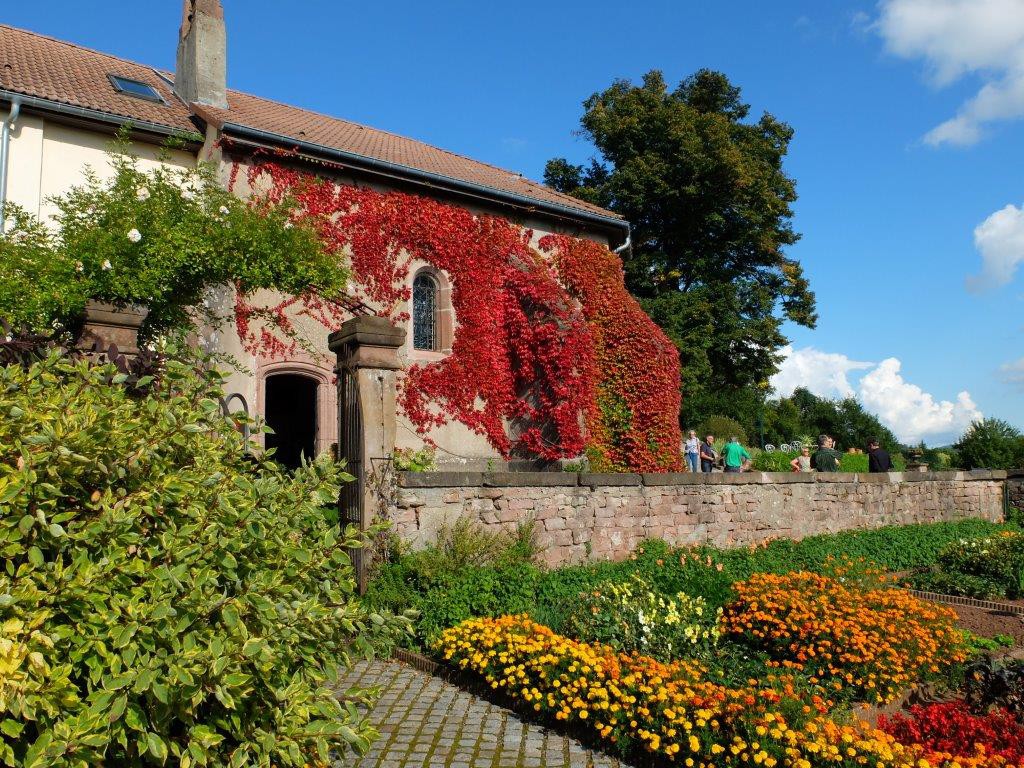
[912,531,1024,600]
[561,574,720,661]
[366,520,1013,649]
[722,571,967,704]
[879,701,1024,765]
[435,615,1002,767]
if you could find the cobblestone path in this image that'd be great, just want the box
[336,659,627,768]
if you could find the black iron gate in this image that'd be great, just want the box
[337,361,365,587]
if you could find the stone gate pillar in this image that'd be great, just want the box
[328,315,405,592]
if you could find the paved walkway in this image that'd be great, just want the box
[336,659,627,768]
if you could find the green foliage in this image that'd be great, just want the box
[545,70,816,430]
[394,516,537,582]
[761,388,900,453]
[955,418,1024,470]
[366,517,539,642]
[392,446,437,472]
[0,206,88,333]
[912,531,1024,600]
[694,415,747,444]
[750,449,906,473]
[0,349,407,767]
[561,574,720,661]
[1,142,347,340]
[370,518,1008,648]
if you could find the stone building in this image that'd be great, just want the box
[0,1,630,469]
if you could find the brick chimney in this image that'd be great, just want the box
[174,0,227,109]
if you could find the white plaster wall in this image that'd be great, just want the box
[4,117,194,222]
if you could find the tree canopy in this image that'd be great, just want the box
[955,418,1024,470]
[759,387,900,452]
[545,69,816,427]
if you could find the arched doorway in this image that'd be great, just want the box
[264,373,318,470]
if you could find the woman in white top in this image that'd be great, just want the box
[683,430,700,472]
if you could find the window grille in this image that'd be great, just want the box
[412,272,439,351]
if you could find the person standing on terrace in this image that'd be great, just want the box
[791,446,812,472]
[722,436,751,473]
[811,434,842,472]
[867,438,894,472]
[699,434,718,473]
[683,430,701,472]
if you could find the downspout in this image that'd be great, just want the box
[613,225,632,254]
[0,97,22,236]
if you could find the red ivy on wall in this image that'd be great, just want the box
[540,234,682,472]
[231,159,681,469]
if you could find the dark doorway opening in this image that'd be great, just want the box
[264,374,318,471]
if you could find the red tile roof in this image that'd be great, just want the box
[0,24,197,134]
[0,23,622,226]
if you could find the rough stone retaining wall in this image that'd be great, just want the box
[393,471,1008,567]
[1008,471,1024,511]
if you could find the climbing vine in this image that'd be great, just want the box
[540,234,682,472]
[230,157,680,469]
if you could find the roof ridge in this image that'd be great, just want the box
[0,23,169,75]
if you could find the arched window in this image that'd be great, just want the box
[412,271,439,351]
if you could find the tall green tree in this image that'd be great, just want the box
[545,70,816,426]
[956,418,1024,470]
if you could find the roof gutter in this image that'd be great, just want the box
[0,89,204,145]
[0,96,21,235]
[218,121,629,234]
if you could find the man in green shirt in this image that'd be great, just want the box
[811,434,842,472]
[721,436,751,473]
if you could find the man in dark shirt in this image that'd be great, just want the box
[811,434,842,472]
[867,438,894,472]
[699,434,717,473]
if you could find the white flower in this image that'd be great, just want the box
[283,221,294,230]
[75,261,84,273]
[219,205,231,216]
[127,229,142,243]
[181,187,196,201]
[136,187,151,201]
[101,259,112,271]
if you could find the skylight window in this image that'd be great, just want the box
[108,75,163,103]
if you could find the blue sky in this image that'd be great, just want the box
[5,1,1022,444]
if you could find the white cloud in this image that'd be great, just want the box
[772,347,983,444]
[968,202,1024,290]
[1001,357,1024,389]
[858,358,982,443]
[874,0,1024,146]
[770,345,873,398]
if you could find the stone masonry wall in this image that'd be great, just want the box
[1009,472,1024,511]
[393,471,1008,567]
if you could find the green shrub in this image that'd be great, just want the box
[392,446,436,472]
[695,415,747,445]
[561,574,720,661]
[365,517,538,643]
[0,349,406,767]
[912,531,1024,599]
[0,205,87,333]
[397,516,537,582]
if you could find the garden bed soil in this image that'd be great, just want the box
[952,603,1024,645]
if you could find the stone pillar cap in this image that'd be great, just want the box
[329,315,405,352]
